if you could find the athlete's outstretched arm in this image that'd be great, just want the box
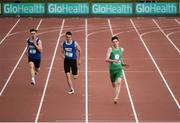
[61,42,65,59]
[121,48,129,67]
[26,43,29,56]
[76,42,81,65]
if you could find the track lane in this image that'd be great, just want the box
[155,18,180,49]
[129,18,179,121]
[0,18,40,93]
[38,18,85,122]
[152,19,180,54]
[145,19,180,107]
[88,18,134,122]
[153,18,180,34]
[0,18,63,121]
[0,17,179,122]
[136,18,180,103]
[0,18,20,43]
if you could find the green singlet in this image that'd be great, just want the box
[109,47,123,83]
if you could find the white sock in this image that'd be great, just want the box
[31,77,35,81]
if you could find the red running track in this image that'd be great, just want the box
[0,17,179,122]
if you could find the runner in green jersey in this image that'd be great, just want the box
[109,47,123,82]
[106,36,128,104]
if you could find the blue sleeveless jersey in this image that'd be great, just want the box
[27,38,41,59]
[63,41,77,60]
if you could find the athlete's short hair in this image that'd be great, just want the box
[111,36,119,41]
[66,31,72,35]
[30,29,38,33]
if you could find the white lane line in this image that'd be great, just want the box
[36,19,42,30]
[0,19,43,96]
[130,19,180,110]
[108,19,139,123]
[107,19,114,36]
[166,19,180,39]
[85,18,88,123]
[174,19,180,25]
[167,31,180,37]
[152,19,180,54]
[0,19,20,45]
[88,29,109,37]
[87,28,135,38]
[35,19,65,123]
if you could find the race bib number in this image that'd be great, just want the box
[29,49,36,54]
[114,54,121,64]
[65,52,73,57]
[115,54,119,60]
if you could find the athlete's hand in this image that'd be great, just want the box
[122,63,129,67]
[78,59,81,65]
[113,60,120,64]
[61,55,65,59]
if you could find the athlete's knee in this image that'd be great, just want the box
[116,78,122,83]
[29,62,34,69]
[66,73,71,80]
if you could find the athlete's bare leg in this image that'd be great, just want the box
[113,78,122,104]
[29,62,36,85]
[65,72,74,94]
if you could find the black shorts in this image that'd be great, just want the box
[64,59,78,75]
[28,57,41,69]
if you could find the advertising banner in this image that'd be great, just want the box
[48,3,89,15]
[92,3,132,15]
[3,3,45,15]
[136,2,177,15]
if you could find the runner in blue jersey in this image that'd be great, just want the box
[27,29,43,85]
[61,32,81,94]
